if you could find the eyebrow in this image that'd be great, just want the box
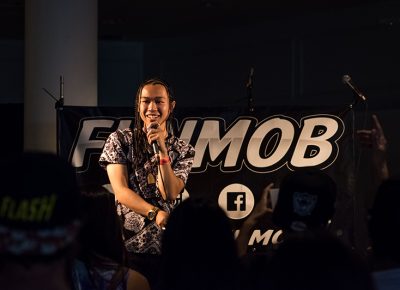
[141,96,166,100]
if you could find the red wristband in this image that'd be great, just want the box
[159,156,170,165]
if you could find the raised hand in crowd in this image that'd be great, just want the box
[236,182,274,257]
[357,114,389,180]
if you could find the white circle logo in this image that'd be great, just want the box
[218,183,254,220]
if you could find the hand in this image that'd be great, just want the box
[357,114,387,153]
[145,122,167,154]
[245,182,274,224]
[155,210,169,229]
[236,182,274,257]
[357,114,389,179]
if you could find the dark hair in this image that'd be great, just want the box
[78,184,125,264]
[77,184,128,290]
[369,178,400,262]
[266,232,375,290]
[132,78,176,170]
[161,197,241,290]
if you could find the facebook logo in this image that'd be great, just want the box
[227,192,246,211]
[219,183,254,219]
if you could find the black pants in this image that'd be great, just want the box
[127,252,163,290]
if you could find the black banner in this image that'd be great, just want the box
[59,105,359,251]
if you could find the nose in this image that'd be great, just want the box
[148,100,157,111]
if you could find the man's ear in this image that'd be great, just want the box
[170,101,176,113]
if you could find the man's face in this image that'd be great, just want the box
[139,84,175,130]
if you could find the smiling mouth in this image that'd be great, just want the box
[146,114,160,121]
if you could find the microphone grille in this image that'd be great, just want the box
[147,123,159,130]
[342,74,351,84]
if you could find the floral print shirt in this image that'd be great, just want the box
[99,128,195,254]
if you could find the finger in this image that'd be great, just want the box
[357,134,373,142]
[356,131,373,142]
[147,128,159,137]
[261,182,274,199]
[147,135,155,145]
[263,182,274,191]
[147,121,160,130]
[356,129,372,134]
[147,131,160,142]
[372,114,383,131]
[372,114,386,139]
[260,183,274,208]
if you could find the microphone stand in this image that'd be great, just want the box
[339,91,361,118]
[338,82,368,255]
[246,67,255,113]
[42,75,64,156]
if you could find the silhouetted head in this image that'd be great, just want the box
[0,152,81,261]
[266,232,374,290]
[161,197,241,290]
[369,178,400,262]
[272,168,337,232]
[77,184,125,264]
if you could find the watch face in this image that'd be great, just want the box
[148,210,156,220]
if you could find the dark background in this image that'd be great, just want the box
[1,0,400,180]
[1,0,398,255]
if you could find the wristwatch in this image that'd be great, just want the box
[146,207,160,221]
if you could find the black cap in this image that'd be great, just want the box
[0,152,81,256]
[272,169,336,231]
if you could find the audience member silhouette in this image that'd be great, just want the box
[266,232,376,290]
[160,197,243,290]
[271,168,337,235]
[369,178,400,290]
[72,184,150,290]
[237,168,339,289]
[0,152,82,290]
[237,168,337,255]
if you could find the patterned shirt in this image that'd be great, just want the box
[99,128,195,255]
[72,259,128,290]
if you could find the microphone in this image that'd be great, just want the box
[246,67,255,112]
[342,75,367,101]
[59,75,64,106]
[246,67,254,89]
[147,123,160,155]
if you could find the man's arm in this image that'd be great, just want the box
[106,163,168,226]
[157,152,185,201]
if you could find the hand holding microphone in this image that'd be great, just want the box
[146,122,161,155]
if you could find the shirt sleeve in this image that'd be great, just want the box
[99,130,129,169]
[172,140,195,185]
